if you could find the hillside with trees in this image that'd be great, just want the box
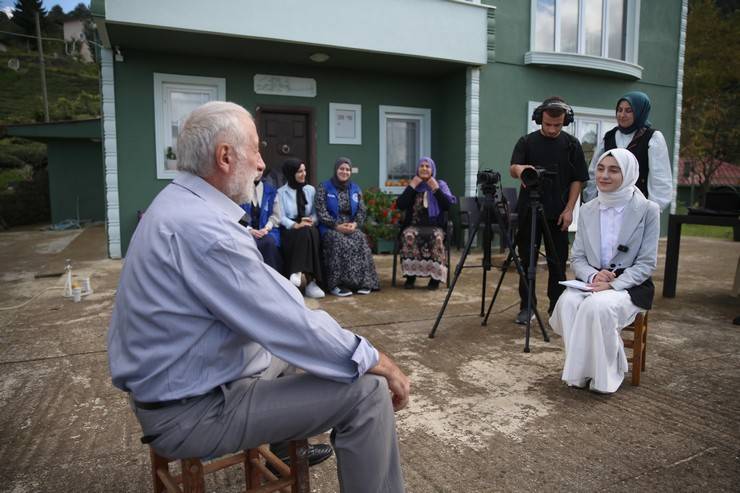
[0,1,99,228]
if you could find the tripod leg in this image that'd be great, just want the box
[429,220,481,338]
[480,204,493,317]
[482,251,513,325]
[524,202,542,353]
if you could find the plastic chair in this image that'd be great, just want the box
[457,197,481,249]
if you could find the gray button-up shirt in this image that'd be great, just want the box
[108,172,379,403]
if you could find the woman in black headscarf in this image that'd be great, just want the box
[315,157,380,297]
[276,158,324,298]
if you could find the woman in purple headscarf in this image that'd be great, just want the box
[396,157,457,290]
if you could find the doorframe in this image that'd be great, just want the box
[255,105,317,186]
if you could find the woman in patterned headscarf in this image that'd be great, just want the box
[396,157,457,290]
[584,91,672,212]
[315,157,379,297]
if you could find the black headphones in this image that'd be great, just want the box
[531,98,575,126]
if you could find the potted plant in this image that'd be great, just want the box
[363,187,402,254]
[165,146,177,170]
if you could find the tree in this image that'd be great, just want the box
[681,0,740,205]
[10,0,47,47]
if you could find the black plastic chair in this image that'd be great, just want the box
[490,187,518,252]
[457,197,481,250]
[391,210,453,287]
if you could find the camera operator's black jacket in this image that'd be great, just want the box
[396,185,452,228]
[510,131,589,219]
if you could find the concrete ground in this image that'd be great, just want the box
[0,224,738,492]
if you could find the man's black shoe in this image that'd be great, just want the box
[269,442,333,468]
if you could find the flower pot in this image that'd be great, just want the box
[375,237,395,254]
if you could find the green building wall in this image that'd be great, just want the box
[478,1,682,190]
[113,49,468,253]
[47,140,105,224]
[110,0,683,253]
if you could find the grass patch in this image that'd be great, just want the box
[675,204,735,240]
[0,47,99,123]
[0,166,32,190]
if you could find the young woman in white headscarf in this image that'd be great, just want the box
[549,148,660,394]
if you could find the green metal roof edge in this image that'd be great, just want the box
[1,118,102,141]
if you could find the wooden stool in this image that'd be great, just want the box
[150,440,310,493]
[622,312,648,386]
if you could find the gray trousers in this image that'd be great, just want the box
[132,359,405,493]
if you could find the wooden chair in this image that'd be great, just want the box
[621,312,648,386]
[149,440,310,493]
[391,210,453,287]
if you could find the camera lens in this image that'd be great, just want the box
[520,167,540,187]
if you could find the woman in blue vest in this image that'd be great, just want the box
[584,91,672,212]
[277,158,325,299]
[239,168,283,273]
[315,157,379,297]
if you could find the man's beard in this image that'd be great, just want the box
[225,160,258,205]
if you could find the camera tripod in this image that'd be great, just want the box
[429,189,553,352]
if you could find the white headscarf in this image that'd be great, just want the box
[595,148,640,208]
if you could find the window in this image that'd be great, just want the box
[329,103,362,145]
[527,101,616,230]
[528,0,641,78]
[379,105,431,194]
[153,73,226,179]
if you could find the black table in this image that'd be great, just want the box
[662,213,740,298]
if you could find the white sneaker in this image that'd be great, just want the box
[289,272,302,287]
[305,281,325,299]
[356,287,372,295]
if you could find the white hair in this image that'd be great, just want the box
[176,101,252,177]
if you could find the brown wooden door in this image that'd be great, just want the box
[257,109,313,187]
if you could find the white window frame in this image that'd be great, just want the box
[378,105,431,194]
[525,0,642,79]
[526,101,616,231]
[153,73,226,180]
[329,102,362,145]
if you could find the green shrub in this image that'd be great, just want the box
[0,167,50,227]
[0,150,26,169]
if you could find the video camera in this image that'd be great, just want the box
[520,166,557,189]
[476,169,501,196]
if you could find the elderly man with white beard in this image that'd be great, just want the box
[107,101,410,493]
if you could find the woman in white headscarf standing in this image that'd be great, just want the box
[549,148,660,394]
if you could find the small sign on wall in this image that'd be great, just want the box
[330,102,362,145]
[254,74,316,97]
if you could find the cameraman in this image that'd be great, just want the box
[509,96,589,324]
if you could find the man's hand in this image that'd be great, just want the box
[409,176,423,188]
[557,207,573,231]
[369,352,411,412]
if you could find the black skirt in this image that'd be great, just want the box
[280,225,322,282]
